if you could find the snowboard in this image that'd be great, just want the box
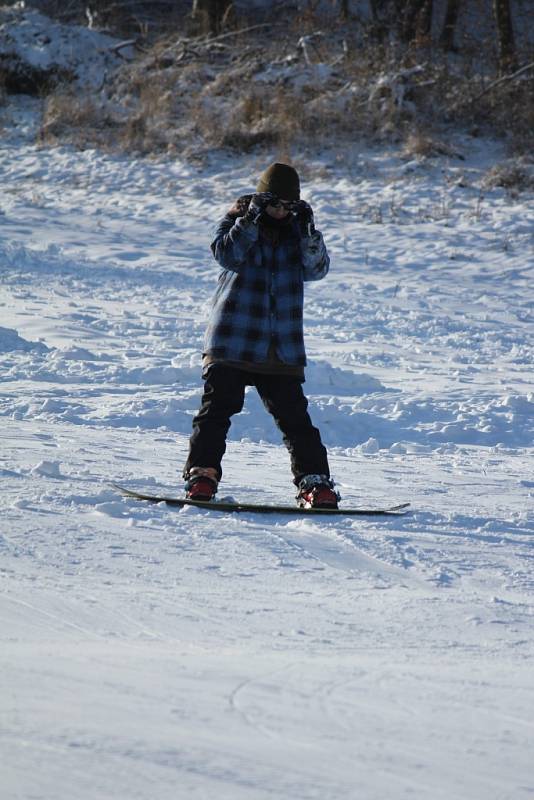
[112,484,410,516]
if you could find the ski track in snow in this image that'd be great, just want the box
[1,130,533,800]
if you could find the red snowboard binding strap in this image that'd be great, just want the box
[185,467,219,501]
[296,474,339,509]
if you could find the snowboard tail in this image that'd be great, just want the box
[112,484,410,516]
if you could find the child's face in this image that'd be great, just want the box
[265,199,291,219]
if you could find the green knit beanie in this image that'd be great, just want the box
[256,162,300,200]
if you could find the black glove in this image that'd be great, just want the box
[293,200,316,236]
[244,192,277,224]
[227,194,252,218]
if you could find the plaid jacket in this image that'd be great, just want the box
[204,214,330,366]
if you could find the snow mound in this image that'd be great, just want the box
[0,6,132,93]
[48,346,103,362]
[305,361,386,396]
[359,437,380,454]
[109,364,200,386]
[30,459,62,478]
[0,326,48,354]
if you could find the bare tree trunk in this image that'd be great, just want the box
[369,0,396,40]
[398,0,434,43]
[339,0,350,20]
[419,0,433,38]
[369,0,392,25]
[399,0,418,42]
[191,0,232,35]
[439,0,460,51]
[493,0,517,74]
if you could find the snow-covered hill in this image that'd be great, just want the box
[1,126,533,798]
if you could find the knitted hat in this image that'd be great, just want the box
[256,162,300,200]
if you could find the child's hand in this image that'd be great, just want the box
[244,192,277,223]
[293,200,315,236]
[228,194,252,217]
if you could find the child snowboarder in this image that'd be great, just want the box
[183,162,339,509]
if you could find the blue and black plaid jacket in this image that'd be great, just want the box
[204,214,330,366]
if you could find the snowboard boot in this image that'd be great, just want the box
[185,467,219,501]
[296,474,339,509]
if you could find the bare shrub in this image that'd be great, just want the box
[39,90,115,147]
[402,130,463,160]
[118,80,176,153]
[477,77,534,153]
[192,86,296,152]
[482,162,534,193]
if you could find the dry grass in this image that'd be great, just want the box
[39,91,114,147]
[30,13,534,164]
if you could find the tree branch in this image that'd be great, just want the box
[449,61,534,111]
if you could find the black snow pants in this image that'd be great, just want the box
[183,364,330,485]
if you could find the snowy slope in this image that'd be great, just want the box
[1,126,533,799]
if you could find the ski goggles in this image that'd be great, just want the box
[269,197,300,210]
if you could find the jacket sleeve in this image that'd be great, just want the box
[210,214,259,273]
[300,230,330,281]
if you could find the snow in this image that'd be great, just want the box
[1,106,534,799]
[0,5,132,88]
